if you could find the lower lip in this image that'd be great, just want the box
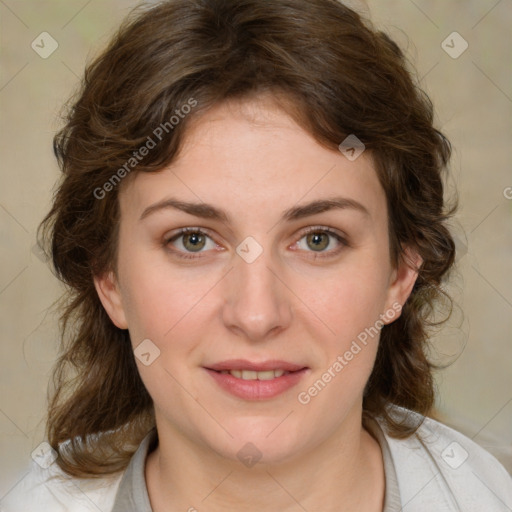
[204,368,309,400]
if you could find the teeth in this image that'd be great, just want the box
[220,369,289,380]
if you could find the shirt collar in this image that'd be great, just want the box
[111,427,157,512]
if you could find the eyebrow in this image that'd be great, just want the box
[139,196,370,223]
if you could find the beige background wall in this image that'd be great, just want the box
[1,0,511,496]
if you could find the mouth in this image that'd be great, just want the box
[203,359,309,400]
[215,369,293,380]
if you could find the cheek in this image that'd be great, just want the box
[296,270,387,411]
[294,257,392,397]
[117,241,204,339]
[305,257,391,335]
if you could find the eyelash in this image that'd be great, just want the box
[164,226,348,261]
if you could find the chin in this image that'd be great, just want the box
[202,418,307,467]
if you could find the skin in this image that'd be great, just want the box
[95,93,421,512]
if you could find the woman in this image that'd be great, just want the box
[3,0,511,510]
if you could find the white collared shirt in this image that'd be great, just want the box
[2,406,511,511]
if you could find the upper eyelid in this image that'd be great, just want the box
[300,225,346,237]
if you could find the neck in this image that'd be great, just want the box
[145,405,385,512]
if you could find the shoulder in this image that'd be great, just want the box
[379,405,512,511]
[1,456,123,512]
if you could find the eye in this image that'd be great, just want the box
[164,226,348,261]
[292,226,348,258]
[164,227,218,260]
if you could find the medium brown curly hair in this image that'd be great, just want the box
[38,0,457,478]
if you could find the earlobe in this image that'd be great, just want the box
[384,246,423,323]
[93,271,128,329]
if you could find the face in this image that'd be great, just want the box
[95,94,419,464]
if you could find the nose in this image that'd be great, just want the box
[221,245,293,342]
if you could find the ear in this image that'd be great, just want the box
[383,245,422,324]
[93,270,128,329]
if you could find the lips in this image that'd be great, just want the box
[205,359,307,372]
[203,359,309,400]
[221,369,287,380]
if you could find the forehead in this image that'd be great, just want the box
[119,95,386,226]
